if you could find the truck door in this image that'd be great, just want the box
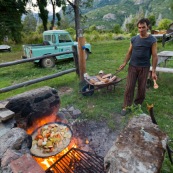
[57,34,74,59]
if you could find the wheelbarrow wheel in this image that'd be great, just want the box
[82,84,94,96]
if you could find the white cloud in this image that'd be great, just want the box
[26,1,61,13]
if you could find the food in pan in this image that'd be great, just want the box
[31,123,72,157]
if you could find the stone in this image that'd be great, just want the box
[71,109,81,119]
[103,13,116,21]
[68,106,75,112]
[0,119,15,137]
[62,111,72,119]
[10,153,45,173]
[56,112,68,124]
[5,86,60,130]
[0,109,15,122]
[0,128,28,159]
[0,101,9,109]
[104,114,168,173]
[1,149,21,167]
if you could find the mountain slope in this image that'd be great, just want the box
[81,0,173,30]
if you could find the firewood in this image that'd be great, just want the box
[96,75,107,83]
[102,73,112,79]
[109,75,117,82]
[89,79,96,84]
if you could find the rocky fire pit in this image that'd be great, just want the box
[0,86,168,173]
[0,86,121,173]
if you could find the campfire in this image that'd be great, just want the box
[26,112,77,171]
[3,87,105,173]
[25,111,104,173]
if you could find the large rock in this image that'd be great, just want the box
[0,128,29,159]
[104,114,168,173]
[6,86,60,130]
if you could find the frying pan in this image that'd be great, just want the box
[30,122,73,158]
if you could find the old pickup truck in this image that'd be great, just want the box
[22,30,91,68]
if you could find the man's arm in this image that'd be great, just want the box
[118,43,132,70]
[151,42,158,80]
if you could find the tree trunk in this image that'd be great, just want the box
[50,0,56,30]
[74,0,80,41]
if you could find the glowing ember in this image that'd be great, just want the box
[27,112,57,135]
[33,143,77,170]
[86,139,89,144]
[26,109,79,171]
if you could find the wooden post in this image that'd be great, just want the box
[77,29,86,81]
[72,45,79,76]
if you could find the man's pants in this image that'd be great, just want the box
[123,65,150,108]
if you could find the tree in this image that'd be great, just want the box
[31,0,49,31]
[170,1,173,13]
[126,23,135,33]
[31,0,66,30]
[157,18,172,30]
[0,0,28,43]
[48,0,66,29]
[148,15,156,27]
[114,24,121,34]
[33,0,93,40]
[23,12,37,33]
[66,0,93,40]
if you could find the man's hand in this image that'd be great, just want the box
[118,62,127,70]
[152,71,157,81]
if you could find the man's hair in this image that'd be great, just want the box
[137,18,150,26]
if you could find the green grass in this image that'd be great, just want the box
[0,40,173,172]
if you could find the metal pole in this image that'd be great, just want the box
[0,68,76,93]
[0,51,73,67]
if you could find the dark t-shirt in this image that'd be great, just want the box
[129,34,156,67]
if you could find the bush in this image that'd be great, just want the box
[157,19,173,30]
[114,24,122,34]
[66,28,75,36]
[22,32,42,44]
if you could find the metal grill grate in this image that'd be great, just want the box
[45,148,105,173]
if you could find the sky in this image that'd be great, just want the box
[26,1,61,13]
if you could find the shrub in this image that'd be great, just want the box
[157,19,173,30]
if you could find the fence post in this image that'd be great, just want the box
[72,45,79,76]
[77,29,86,82]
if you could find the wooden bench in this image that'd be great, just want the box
[147,51,173,87]
[150,66,173,73]
[150,51,173,72]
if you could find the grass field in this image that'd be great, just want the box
[0,39,173,172]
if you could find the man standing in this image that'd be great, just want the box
[119,18,158,116]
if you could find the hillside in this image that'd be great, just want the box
[80,0,173,30]
[27,0,173,31]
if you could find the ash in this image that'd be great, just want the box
[71,119,121,157]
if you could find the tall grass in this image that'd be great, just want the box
[0,37,173,172]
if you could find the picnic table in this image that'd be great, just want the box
[150,51,173,73]
[152,31,173,47]
[148,51,173,88]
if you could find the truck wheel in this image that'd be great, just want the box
[85,50,89,60]
[41,57,55,68]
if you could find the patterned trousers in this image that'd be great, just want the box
[123,65,150,108]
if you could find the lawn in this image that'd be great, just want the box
[0,39,173,172]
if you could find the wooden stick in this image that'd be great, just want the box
[153,79,159,89]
